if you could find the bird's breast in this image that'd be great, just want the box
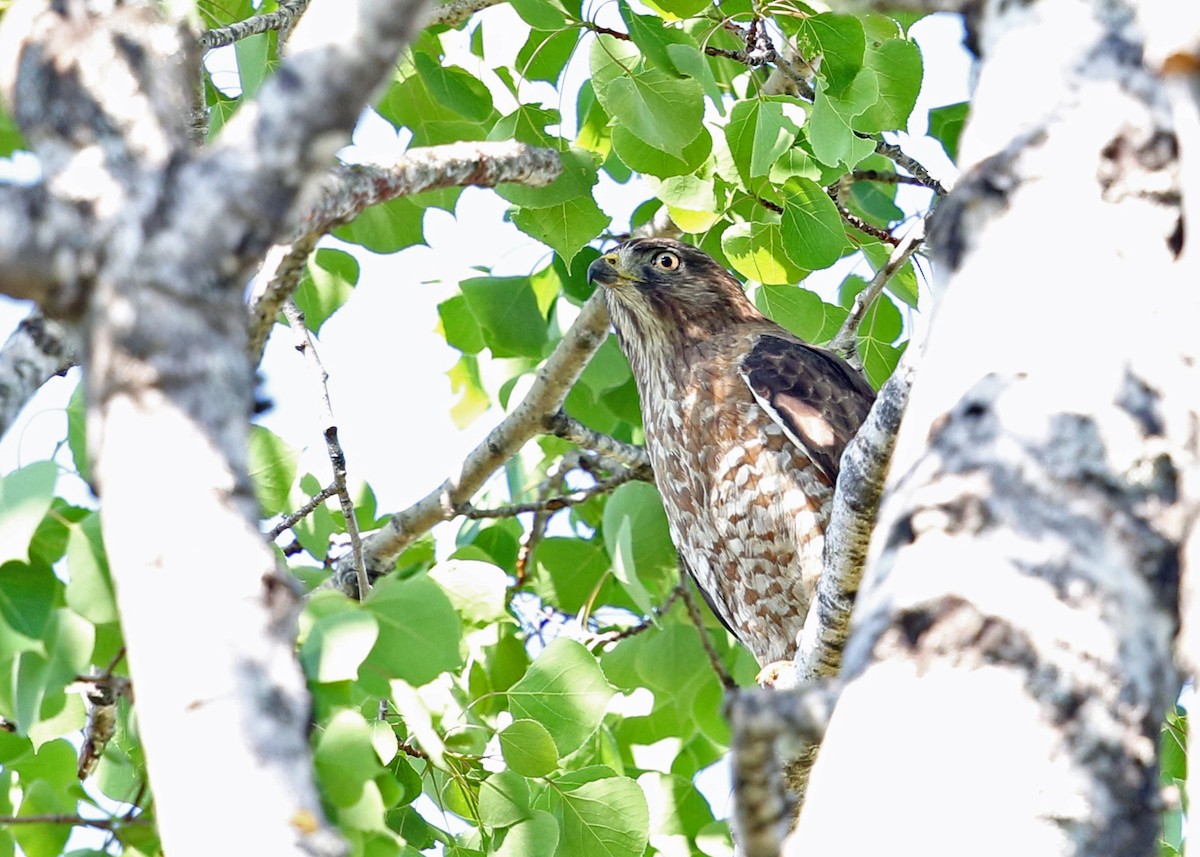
[636,361,834,665]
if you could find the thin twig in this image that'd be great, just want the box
[199,0,311,50]
[849,170,928,187]
[542,411,653,476]
[328,290,612,595]
[678,568,736,690]
[268,482,340,541]
[0,814,150,830]
[828,185,900,246]
[586,583,686,647]
[282,302,368,599]
[459,467,645,519]
[828,219,925,361]
[514,458,570,587]
[873,140,949,196]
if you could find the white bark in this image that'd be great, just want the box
[0,0,433,853]
[786,1,1190,854]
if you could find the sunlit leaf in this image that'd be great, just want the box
[507,638,613,756]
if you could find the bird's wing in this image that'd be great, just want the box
[739,334,876,484]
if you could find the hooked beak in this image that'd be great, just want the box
[587,252,625,288]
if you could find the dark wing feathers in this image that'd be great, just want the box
[740,335,875,482]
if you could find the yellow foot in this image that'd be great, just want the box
[755,660,797,688]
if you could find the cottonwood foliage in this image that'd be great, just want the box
[0,0,1002,855]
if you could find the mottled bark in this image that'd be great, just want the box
[0,0,433,853]
[785,1,1189,856]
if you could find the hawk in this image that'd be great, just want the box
[587,238,875,666]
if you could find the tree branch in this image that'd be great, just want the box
[248,140,563,358]
[0,183,95,308]
[0,312,77,440]
[542,410,653,474]
[726,681,841,857]
[199,1,311,50]
[330,289,611,594]
[281,301,368,597]
[873,139,950,196]
[828,220,925,363]
[458,466,646,519]
[795,356,913,682]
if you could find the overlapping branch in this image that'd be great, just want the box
[199,0,311,50]
[0,313,76,439]
[249,140,563,358]
[330,289,612,594]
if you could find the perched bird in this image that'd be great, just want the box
[587,238,875,666]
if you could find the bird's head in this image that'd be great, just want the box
[586,238,763,350]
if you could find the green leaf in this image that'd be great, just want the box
[438,295,486,355]
[363,575,463,688]
[315,709,383,808]
[479,769,533,827]
[808,73,879,168]
[0,462,56,563]
[427,559,509,625]
[511,196,611,268]
[507,638,614,756]
[602,482,676,614]
[294,248,360,334]
[517,28,582,85]
[641,0,709,19]
[860,240,920,308]
[721,220,807,285]
[0,561,58,647]
[499,719,559,777]
[604,70,703,158]
[619,0,682,76]
[779,178,848,271]
[13,610,92,740]
[496,148,600,209]
[65,512,117,625]
[0,102,26,157]
[497,810,560,857]
[854,39,923,133]
[332,197,426,255]
[13,780,72,857]
[28,499,87,569]
[755,285,848,344]
[530,538,615,614]
[795,13,866,96]
[459,276,550,359]
[929,101,969,163]
[554,775,649,857]
[248,425,297,518]
[611,124,712,179]
[666,44,724,112]
[590,36,703,158]
[66,383,90,486]
[413,53,496,123]
[234,32,272,99]
[378,72,491,146]
[510,0,575,30]
[301,603,379,684]
[725,98,804,184]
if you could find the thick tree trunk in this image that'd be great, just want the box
[788,0,1192,853]
[0,0,430,853]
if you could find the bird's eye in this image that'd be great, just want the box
[653,251,681,272]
